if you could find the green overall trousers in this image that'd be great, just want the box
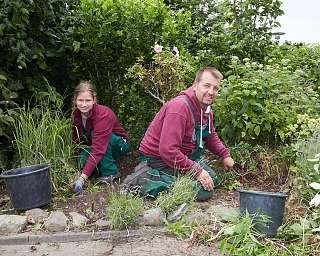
[78,132,130,177]
[139,96,221,201]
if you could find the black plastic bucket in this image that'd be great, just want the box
[0,164,52,210]
[237,189,287,237]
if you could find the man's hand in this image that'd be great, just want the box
[223,157,234,170]
[196,170,214,191]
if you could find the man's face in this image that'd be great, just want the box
[193,71,220,108]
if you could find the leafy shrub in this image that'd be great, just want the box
[106,192,144,230]
[71,0,193,104]
[0,0,76,170]
[267,43,320,93]
[120,46,198,144]
[215,57,319,145]
[284,114,320,142]
[127,47,197,104]
[155,176,197,214]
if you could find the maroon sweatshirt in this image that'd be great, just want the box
[72,104,128,177]
[139,86,230,177]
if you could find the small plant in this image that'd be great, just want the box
[155,176,197,214]
[106,191,144,230]
[166,219,194,239]
[217,212,277,255]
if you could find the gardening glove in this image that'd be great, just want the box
[73,178,85,195]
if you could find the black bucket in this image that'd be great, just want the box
[237,189,287,237]
[0,164,52,210]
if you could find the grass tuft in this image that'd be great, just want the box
[106,191,144,230]
[155,175,197,214]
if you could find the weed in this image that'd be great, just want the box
[155,176,197,214]
[106,191,144,230]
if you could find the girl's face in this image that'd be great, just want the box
[75,91,96,116]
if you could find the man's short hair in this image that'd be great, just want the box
[194,67,223,83]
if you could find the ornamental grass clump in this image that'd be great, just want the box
[106,192,144,230]
[155,176,197,214]
[13,105,77,192]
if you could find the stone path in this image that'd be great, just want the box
[0,232,219,256]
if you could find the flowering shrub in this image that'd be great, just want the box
[127,44,197,104]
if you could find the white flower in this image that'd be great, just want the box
[154,43,163,53]
[310,182,320,190]
[309,193,320,207]
[172,46,179,57]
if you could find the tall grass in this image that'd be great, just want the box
[13,106,77,192]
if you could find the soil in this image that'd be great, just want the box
[0,149,290,256]
[0,148,286,219]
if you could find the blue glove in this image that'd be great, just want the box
[73,178,85,195]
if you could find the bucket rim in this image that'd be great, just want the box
[237,188,287,198]
[0,163,50,179]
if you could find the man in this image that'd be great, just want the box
[124,67,234,201]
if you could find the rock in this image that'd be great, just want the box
[143,207,166,226]
[94,219,112,229]
[205,205,240,222]
[69,212,88,227]
[0,215,26,235]
[167,203,189,222]
[185,211,211,225]
[25,208,48,224]
[44,211,68,232]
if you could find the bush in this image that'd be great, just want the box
[215,57,319,145]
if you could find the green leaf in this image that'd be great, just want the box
[254,125,260,136]
[0,75,7,81]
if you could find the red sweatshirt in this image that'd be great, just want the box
[72,104,128,177]
[139,86,230,177]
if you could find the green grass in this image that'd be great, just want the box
[155,176,197,214]
[13,105,78,192]
[106,191,144,230]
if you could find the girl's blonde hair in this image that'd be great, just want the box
[72,80,97,110]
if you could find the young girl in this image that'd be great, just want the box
[72,81,129,195]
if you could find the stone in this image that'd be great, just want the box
[185,211,211,225]
[94,219,112,229]
[0,215,26,235]
[205,205,240,222]
[143,207,166,226]
[44,211,68,232]
[25,208,48,224]
[69,212,88,227]
[167,203,189,222]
